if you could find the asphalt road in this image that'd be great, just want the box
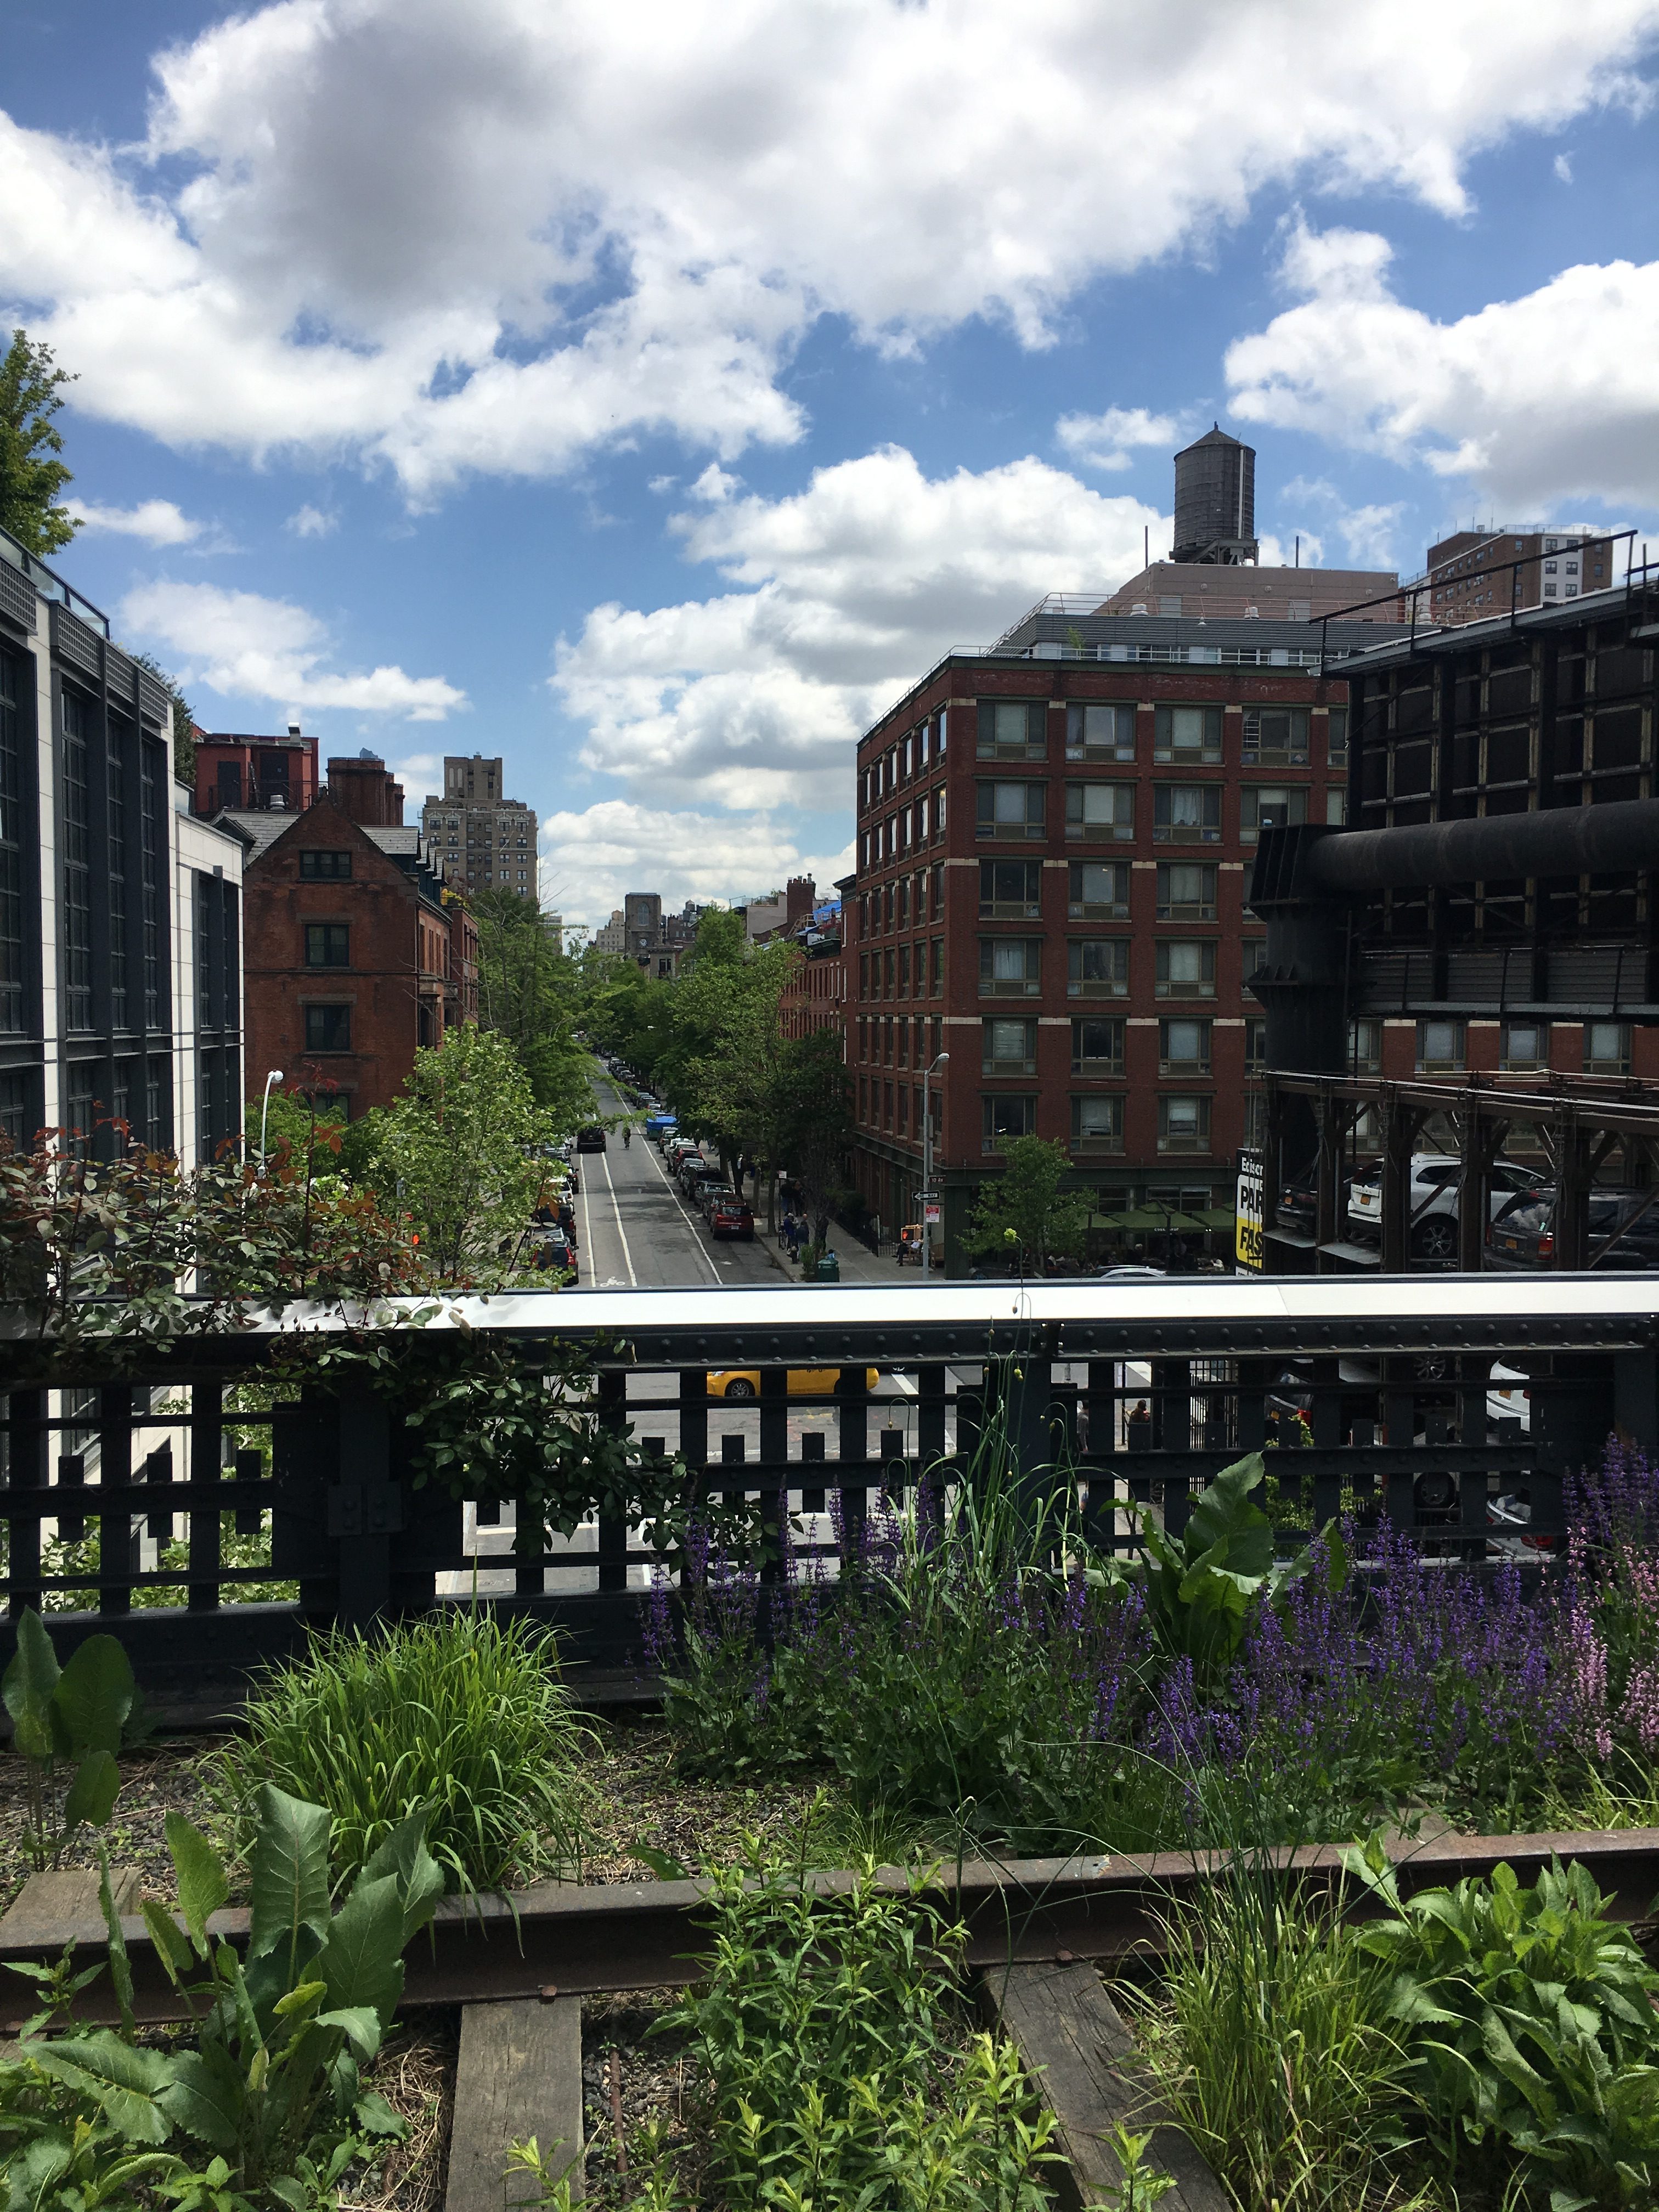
[574,1076,783,1289]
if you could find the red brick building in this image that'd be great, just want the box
[194,722,320,816]
[224,755,478,1119]
[1420,527,1622,628]
[846,608,1406,1272]
[779,909,847,1043]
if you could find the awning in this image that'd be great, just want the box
[1195,1207,1237,1229]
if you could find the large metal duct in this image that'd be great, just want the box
[1303,796,1659,896]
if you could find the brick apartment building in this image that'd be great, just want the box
[420,754,539,899]
[222,754,478,1119]
[195,721,320,816]
[846,607,1406,1273]
[1420,527,1622,628]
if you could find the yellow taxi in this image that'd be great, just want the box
[705,1366,880,1402]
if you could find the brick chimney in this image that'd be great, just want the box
[326,752,405,827]
[786,874,816,926]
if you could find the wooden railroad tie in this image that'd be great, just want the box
[444,1995,586,2211]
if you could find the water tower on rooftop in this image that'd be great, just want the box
[1172,425,1258,566]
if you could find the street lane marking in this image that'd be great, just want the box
[637,1130,725,1286]
[597,1142,638,1286]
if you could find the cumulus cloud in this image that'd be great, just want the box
[285,504,337,539]
[119,580,468,721]
[69,498,203,546]
[539,799,851,930]
[1227,218,1659,509]
[1,1,1654,493]
[552,445,1162,811]
[1055,407,1181,472]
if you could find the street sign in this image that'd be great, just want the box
[1235,1147,1264,1271]
[923,1201,941,1225]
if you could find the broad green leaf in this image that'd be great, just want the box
[26,2029,176,2143]
[315,2003,385,2062]
[160,2040,245,2152]
[315,1871,406,2023]
[359,1810,445,1943]
[166,1812,230,1954]
[141,1899,198,1985]
[1182,1453,1268,1562]
[273,1976,328,2022]
[632,1844,690,1882]
[2,1609,61,1760]
[63,1748,120,1833]
[248,1786,331,1974]
[52,1633,136,1758]
[8,2132,74,2212]
[354,2085,407,2139]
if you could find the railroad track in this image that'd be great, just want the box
[6,1823,1658,2032]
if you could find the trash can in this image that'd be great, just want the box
[816,1250,841,1283]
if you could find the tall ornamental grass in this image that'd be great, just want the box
[215,1610,588,1893]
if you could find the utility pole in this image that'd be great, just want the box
[921,1051,949,1280]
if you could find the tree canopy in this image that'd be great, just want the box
[471,888,593,1128]
[0,330,80,555]
[964,1136,1091,1272]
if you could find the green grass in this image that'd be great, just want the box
[212,1609,590,1893]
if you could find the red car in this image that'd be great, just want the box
[708,1195,754,1240]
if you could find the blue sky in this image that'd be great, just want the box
[5,0,1658,927]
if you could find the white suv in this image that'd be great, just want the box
[1347,1153,1543,1261]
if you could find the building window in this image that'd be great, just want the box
[1327,708,1349,769]
[977,699,1047,758]
[65,1060,96,1156]
[1245,1018,1266,1073]
[61,690,93,1032]
[983,1017,1037,1074]
[304,1005,352,1052]
[980,859,1041,919]
[300,850,353,880]
[979,937,1042,996]
[1417,1017,1466,1072]
[931,937,944,996]
[976,781,1046,838]
[897,877,909,928]
[304,922,350,967]
[898,943,910,995]
[1067,938,1130,998]
[1068,861,1130,918]
[1240,785,1308,842]
[1350,1018,1383,1075]
[0,651,21,1039]
[1153,784,1222,843]
[142,740,164,1029]
[1071,1093,1124,1152]
[1153,704,1222,764]
[1327,788,1347,825]
[1065,702,1135,760]
[107,727,128,1030]
[1160,1017,1212,1074]
[1154,941,1216,998]
[1064,782,1134,841]
[931,862,945,915]
[1584,1022,1632,1075]
[982,1093,1036,1151]
[1155,862,1216,921]
[1491,1020,1548,1074]
[1071,1017,1124,1076]
[1241,707,1309,764]
[1158,1095,1211,1152]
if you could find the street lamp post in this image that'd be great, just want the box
[921,1051,949,1280]
[258,1069,285,1174]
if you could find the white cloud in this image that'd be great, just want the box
[1555,151,1575,180]
[119,579,469,721]
[389,750,444,794]
[552,444,1162,811]
[1056,407,1180,472]
[1227,218,1659,509]
[285,503,337,538]
[1,1,1654,493]
[69,497,202,546]
[539,799,851,930]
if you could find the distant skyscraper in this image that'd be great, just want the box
[420,755,538,898]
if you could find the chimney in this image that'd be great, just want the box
[326,753,404,827]
[786,874,816,926]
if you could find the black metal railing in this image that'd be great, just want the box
[3,1280,1655,1705]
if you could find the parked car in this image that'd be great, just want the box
[575,1125,607,1153]
[706,1365,881,1401]
[1098,1265,1167,1282]
[709,1194,755,1239]
[666,1138,703,1169]
[1487,1186,1659,1271]
[528,1225,579,1282]
[1347,1153,1544,1261]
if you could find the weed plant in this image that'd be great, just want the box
[213,1610,588,1893]
[657,1837,1056,2211]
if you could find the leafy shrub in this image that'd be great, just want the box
[2,1609,145,1870]
[661,1840,1056,2211]
[1350,1846,1659,2205]
[1,1785,439,2202]
[213,1611,588,1893]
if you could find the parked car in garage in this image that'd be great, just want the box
[1347,1153,1544,1261]
[1487,1186,1659,1271]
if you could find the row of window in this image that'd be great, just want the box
[862,709,949,808]
[860,860,1240,938]
[977,1015,1263,1076]
[979,1092,1211,1153]
[1400,1016,1635,1078]
[978,937,1262,1000]
[973,780,1340,843]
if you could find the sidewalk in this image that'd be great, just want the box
[752,1219,918,1286]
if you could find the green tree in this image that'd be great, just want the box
[775,1026,854,1245]
[0,330,80,555]
[965,1135,1092,1273]
[360,1026,556,1284]
[472,888,593,1128]
[242,1087,347,1176]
